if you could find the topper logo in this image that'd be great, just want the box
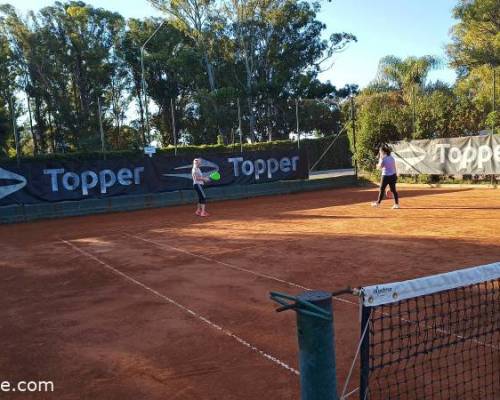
[228,156,300,180]
[393,144,427,167]
[43,167,144,195]
[0,168,27,199]
[436,143,500,169]
[163,158,219,180]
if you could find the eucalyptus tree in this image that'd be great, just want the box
[148,0,219,92]
[448,0,499,133]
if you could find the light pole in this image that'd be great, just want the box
[140,19,166,145]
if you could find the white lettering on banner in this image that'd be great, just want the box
[280,158,291,172]
[268,158,279,177]
[477,146,493,169]
[117,168,133,185]
[436,144,450,163]
[460,146,477,169]
[81,171,98,195]
[254,159,266,179]
[43,168,65,191]
[43,167,144,195]
[241,160,254,176]
[448,147,462,164]
[62,172,80,191]
[100,169,116,194]
[432,144,500,168]
[227,156,300,180]
[228,157,243,176]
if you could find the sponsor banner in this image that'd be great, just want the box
[0,150,308,206]
[391,134,500,175]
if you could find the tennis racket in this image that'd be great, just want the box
[209,171,221,181]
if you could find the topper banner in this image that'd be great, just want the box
[0,150,308,206]
[391,135,500,175]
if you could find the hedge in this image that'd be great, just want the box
[0,135,353,171]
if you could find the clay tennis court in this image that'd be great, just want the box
[1,186,499,400]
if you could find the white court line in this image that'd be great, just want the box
[61,239,299,376]
[125,233,357,307]
[205,241,301,257]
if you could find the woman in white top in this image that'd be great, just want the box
[372,146,400,209]
[192,158,211,216]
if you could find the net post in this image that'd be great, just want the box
[359,303,371,400]
[270,291,339,400]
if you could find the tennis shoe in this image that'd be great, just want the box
[195,210,201,216]
[392,204,400,209]
[371,202,379,207]
[200,211,210,217]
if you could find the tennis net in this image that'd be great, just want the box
[358,262,500,400]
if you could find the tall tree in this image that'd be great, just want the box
[448,0,499,133]
[149,0,218,92]
[376,55,440,136]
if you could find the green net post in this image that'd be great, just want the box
[270,291,339,400]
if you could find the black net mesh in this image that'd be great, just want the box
[362,278,500,400]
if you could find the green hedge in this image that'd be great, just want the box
[0,135,353,171]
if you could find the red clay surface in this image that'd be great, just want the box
[1,186,499,400]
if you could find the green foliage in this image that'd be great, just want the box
[447,0,499,72]
[0,0,355,157]
[448,0,499,133]
[0,136,352,172]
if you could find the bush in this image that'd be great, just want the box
[0,136,353,171]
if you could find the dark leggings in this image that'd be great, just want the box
[194,184,206,204]
[377,174,399,204]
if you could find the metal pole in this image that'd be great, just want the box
[493,67,496,135]
[140,20,166,146]
[270,291,339,400]
[359,305,371,400]
[351,96,358,179]
[412,85,416,138]
[140,47,150,144]
[97,97,106,160]
[10,96,20,166]
[296,98,300,150]
[171,98,177,156]
[489,67,496,186]
[237,97,243,154]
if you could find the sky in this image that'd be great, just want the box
[11,0,459,89]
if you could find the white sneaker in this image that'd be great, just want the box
[371,202,379,207]
[392,204,400,209]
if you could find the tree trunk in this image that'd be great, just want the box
[26,94,39,155]
[47,111,56,153]
[135,80,147,146]
[203,52,216,92]
[33,95,47,153]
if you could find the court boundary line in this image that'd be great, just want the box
[125,233,357,307]
[61,239,300,376]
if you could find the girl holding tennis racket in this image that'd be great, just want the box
[372,146,400,209]
[192,158,211,217]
